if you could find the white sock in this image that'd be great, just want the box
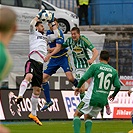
[18,79,29,97]
[31,93,39,116]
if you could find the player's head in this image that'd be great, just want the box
[48,18,58,31]
[0,7,17,44]
[35,21,44,34]
[99,50,110,62]
[71,27,80,41]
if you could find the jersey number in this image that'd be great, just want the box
[98,72,112,90]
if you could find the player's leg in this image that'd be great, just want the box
[29,61,43,125]
[75,69,87,99]
[41,62,58,111]
[65,71,78,87]
[16,60,33,104]
[84,114,92,133]
[41,73,53,111]
[29,86,42,126]
[73,110,83,133]
[105,102,112,115]
[61,55,78,87]
[83,5,89,25]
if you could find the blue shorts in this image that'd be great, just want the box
[44,54,73,76]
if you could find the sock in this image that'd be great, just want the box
[85,120,92,133]
[73,116,81,133]
[80,92,85,100]
[31,93,39,116]
[18,79,29,97]
[72,79,78,87]
[42,82,51,103]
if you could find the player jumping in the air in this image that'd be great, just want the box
[16,10,59,125]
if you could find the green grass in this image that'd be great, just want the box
[3,120,133,133]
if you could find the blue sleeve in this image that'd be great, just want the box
[56,38,64,44]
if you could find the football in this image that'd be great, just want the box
[40,10,52,21]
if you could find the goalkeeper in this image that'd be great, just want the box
[16,10,59,126]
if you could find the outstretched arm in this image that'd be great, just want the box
[29,17,38,34]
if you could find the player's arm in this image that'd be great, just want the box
[88,47,99,64]
[29,10,45,33]
[44,43,62,62]
[128,88,133,96]
[46,22,59,41]
[29,17,38,34]
[108,72,121,101]
[82,35,99,64]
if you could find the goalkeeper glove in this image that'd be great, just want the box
[48,13,54,23]
[36,9,46,19]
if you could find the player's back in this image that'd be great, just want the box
[87,62,120,108]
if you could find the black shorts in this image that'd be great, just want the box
[24,59,43,87]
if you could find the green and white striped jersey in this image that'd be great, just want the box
[63,35,94,69]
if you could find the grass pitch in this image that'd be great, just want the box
[3,120,133,133]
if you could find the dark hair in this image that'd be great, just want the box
[100,50,110,61]
[48,17,58,23]
[35,21,42,27]
[54,18,58,23]
[71,27,80,34]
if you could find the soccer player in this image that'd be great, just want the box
[16,10,59,125]
[41,18,78,111]
[62,27,111,115]
[62,27,98,98]
[128,88,133,133]
[73,50,121,133]
[0,7,17,133]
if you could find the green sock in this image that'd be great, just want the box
[73,117,81,133]
[80,92,85,100]
[85,120,92,133]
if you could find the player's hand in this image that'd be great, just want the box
[36,9,46,19]
[87,59,93,65]
[128,90,132,97]
[108,95,114,101]
[47,48,54,53]
[44,54,51,62]
[74,88,80,96]
[47,13,54,23]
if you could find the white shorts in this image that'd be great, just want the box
[77,100,102,118]
[77,82,102,118]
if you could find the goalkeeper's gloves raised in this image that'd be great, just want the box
[48,13,54,23]
[48,13,56,27]
[36,9,46,19]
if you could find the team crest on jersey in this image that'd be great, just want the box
[73,46,83,54]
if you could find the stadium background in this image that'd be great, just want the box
[0,0,133,121]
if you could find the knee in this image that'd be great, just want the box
[43,74,49,83]
[25,73,33,82]
[33,87,41,95]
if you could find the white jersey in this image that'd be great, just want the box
[29,30,48,63]
[29,19,59,63]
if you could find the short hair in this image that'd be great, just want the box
[54,18,58,23]
[0,7,16,32]
[48,17,58,23]
[100,50,110,61]
[71,27,80,34]
[35,21,42,27]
